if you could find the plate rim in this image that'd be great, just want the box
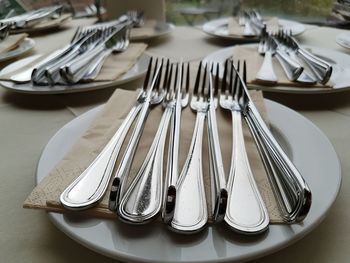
[0,37,35,62]
[35,100,341,263]
[335,32,350,49]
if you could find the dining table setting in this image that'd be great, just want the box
[1,4,350,263]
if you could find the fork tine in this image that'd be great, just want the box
[194,61,202,95]
[179,62,184,89]
[214,63,219,97]
[143,57,153,89]
[155,58,165,91]
[222,59,228,93]
[201,63,208,96]
[152,58,159,86]
[185,63,190,93]
[166,63,174,93]
[163,59,170,90]
[243,60,247,84]
[233,60,241,97]
[229,60,234,96]
[174,62,179,91]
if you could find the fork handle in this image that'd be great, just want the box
[118,107,172,223]
[224,110,269,234]
[60,103,142,210]
[162,105,180,223]
[275,49,303,81]
[256,51,278,83]
[108,98,151,211]
[297,48,332,84]
[247,105,312,223]
[63,45,105,83]
[83,49,112,81]
[207,104,227,222]
[170,112,208,233]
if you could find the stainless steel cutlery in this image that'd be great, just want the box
[256,28,332,85]
[0,5,63,29]
[59,57,312,233]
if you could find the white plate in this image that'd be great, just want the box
[131,22,175,41]
[202,17,305,41]
[336,32,350,49]
[0,38,35,62]
[203,44,350,94]
[0,54,149,94]
[36,100,341,263]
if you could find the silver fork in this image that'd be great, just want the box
[82,25,131,82]
[220,59,269,234]
[162,62,190,223]
[118,62,180,224]
[108,58,168,212]
[59,27,123,84]
[269,34,304,82]
[169,62,209,234]
[235,60,312,223]
[33,29,101,85]
[60,58,154,210]
[279,31,332,84]
[207,63,227,223]
[256,27,278,83]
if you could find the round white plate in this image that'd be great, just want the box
[0,38,35,62]
[36,100,341,263]
[0,54,149,94]
[131,22,175,41]
[203,44,350,94]
[202,17,305,41]
[336,32,350,49]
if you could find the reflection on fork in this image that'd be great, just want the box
[108,58,168,212]
[60,57,155,210]
[118,61,178,224]
[169,62,209,234]
[232,60,312,223]
[162,62,190,223]
[220,59,270,234]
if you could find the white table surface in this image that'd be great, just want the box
[1,18,350,263]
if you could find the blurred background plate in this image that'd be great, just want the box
[0,37,35,62]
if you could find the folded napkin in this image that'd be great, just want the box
[24,85,284,223]
[130,20,158,39]
[232,45,333,88]
[228,17,279,37]
[0,43,147,83]
[0,33,28,54]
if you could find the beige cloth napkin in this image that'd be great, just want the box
[32,13,72,29]
[0,33,28,54]
[23,86,284,223]
[232,45,333,88]
[0,43,147,82]
[130,20,158,39]
[228,17,279,37]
